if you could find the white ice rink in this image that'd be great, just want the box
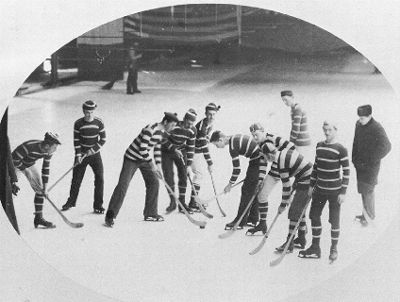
[6,56,400,301]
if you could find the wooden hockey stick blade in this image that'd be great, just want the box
[44,195,84,228]
[249,212,280,255]
[218,229,235,239]
[160,175,207,228]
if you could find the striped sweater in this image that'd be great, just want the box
[159,122,197,166]
[125,123,164,164]
[260,133,296,178]
[12,140,53,184]
[310,141,350,195]
[194,117,213,166]
[229,134,268,184]
[290,103,311,146]
[74,117,106,156]
[273,148,313,205]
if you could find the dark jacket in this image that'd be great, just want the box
[352,117,391,185]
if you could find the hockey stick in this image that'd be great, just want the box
[47,155,87,193]
[269,196,311,267]
[158,175,207,228]
[218,185,261,239]
[187,173,213,219]
[249,212,280,255]
[44,194,84,228]
[198,179,245,205]
[209,172,226,217]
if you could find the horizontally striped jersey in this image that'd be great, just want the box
[160,122,197,166]
[310,141,350,195]
[74,117,106,156]
[228,134,268,184]
[194,117,213,166]
[273,148,312,205]
[260,133,296,178]
[12,140,53,184]
[290,103,311,146]
[125,123,164,164]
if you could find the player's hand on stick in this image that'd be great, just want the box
[75,155,83,165]
[207,165,213,173]
[224,183,233,193]
[307,186,313,198]
[278,203,286,214]
[256,179,264,191]
[11,182,20,196]
[337,194,345,204]
[85,149,95,157]
[175,149,183,159]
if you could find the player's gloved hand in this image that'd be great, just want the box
[207,164,213,173]
[337,194,345,204]
[186,166,192,177]
[256,179,264,191]
[85,149,95,157]
[11,182,20,196]
[74,155,83,165]
[278,203,286,214]
[224,183,233,193]
[175,149,183,159]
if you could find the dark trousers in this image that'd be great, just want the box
[67,152,104,208]
[357,181,376,219]
[234,159,259,225]
[107,157,159,218]
[309,192,341,229]
[161,149,188,205]
[127,68,138,93]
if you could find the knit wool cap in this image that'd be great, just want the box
[280,90,293,97]
[261,141,276,154]
[249,123,264,132]
[44,132,61,145]
[210,131,222,143]
[184,108,197,122]
[357,104,372,117]
[164,112,179,123]
[82,100,97,111]
[205,103,221,112]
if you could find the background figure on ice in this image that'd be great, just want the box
[105,112,179,227]
[188,102,221,212]
[62,100,106,214]
[161,109,197,214]
[260,142,312,254]
[352,104,391,225]
[210,131,267,230]
[298,121,349,263]
[247,123,296,236]
[12,132,61,228]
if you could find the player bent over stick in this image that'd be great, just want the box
[210,131,267,230]
[104,112,179,227]
[247,123,296,236]
[188,102,220,212]
[298,121,349,263]
[260,141,313,254]
[161,109,198,214]
[12,132,61,228]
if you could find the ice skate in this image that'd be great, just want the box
[246,222,267,236]
[275,238,294,254]
[298,244,321,259]
[144,214,164,222]
[104,210,114,227]
[355,214,368,226]
[329,246,338,264]
[165,202,176,214]
[224,220,243,230]
[293,236,307,249]
[188,201,201,213]
[178,203,194,215]
[61,200,75,211]
[93,206,105,214]
[34,215,56,229]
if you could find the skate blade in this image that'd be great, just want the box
[103,222,113,228]
[298,254,320,259]
[245,231,266,236]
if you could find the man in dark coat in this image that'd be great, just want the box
[352,104,391,225]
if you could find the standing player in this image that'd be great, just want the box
[247,123,296,237]
[298,121,349,262]
[188,103,220,212]
[12,132,61,228]
[159,109,197,214]
[126,42,143,95]
[210,131,267,230]
[105,112,179,227]
[352,105,391,225]
[62,100,106,214]
[281,89,312,239]
[260,142,313,253]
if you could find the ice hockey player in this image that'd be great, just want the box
[12,132,61,228]
[62,100,107,214]
[298,121,350,262]
[210,131,267,230]
[188,103,220,212]
[259,141,313,253]
[247,123,296,237]
[159,109,197,214]
[352,105,391,225]
[104,112,179,227]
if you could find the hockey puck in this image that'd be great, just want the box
[199,226,205,229]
